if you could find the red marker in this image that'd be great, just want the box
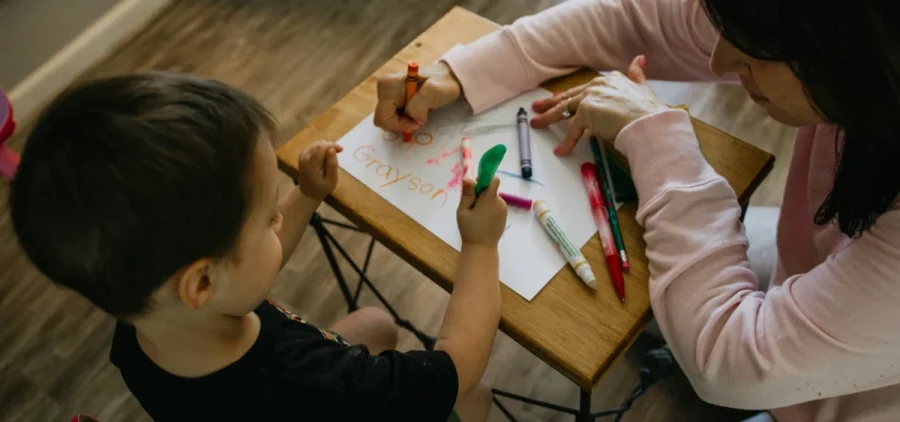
[581,163,625,303]
[498,192,533,210]
[402,62,419,142]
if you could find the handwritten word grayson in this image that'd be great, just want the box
[353,145,449,207]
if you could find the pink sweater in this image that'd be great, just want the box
[443,0,900,420]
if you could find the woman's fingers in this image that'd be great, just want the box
[531,91,586,129]
[531,82,590,113]
[374,101,420,133]
[627,55,647,84]
[531,93,562,114]
[554,112,588,156]
[404,79,451,126]
[374,72,420,132]
[375,64,461,131]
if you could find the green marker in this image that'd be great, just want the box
[590,137,630,270]
[475,144,507,195]
[609,157,638,202]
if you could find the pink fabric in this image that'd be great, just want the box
[443,1,900,420]
[0,146,18,180]
[0,90,17,180]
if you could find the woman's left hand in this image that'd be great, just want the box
[529,55,669,156]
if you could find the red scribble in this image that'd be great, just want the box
[446,162,464,190]
[426,146,461,165]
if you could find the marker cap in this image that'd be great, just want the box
[576,265,597,289]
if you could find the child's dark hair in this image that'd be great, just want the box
[9,72,277,318]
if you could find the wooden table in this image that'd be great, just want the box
[277,6,773,395]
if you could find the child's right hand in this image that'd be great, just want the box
[457,177,508,247]
[373,62,461,133]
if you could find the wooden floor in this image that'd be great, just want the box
[0,1,796,421]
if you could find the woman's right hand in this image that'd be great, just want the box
[374,62,462,132]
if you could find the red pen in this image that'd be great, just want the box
[581,163,626,303]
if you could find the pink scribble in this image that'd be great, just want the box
[426,146,461,165]
[446,162,464,190]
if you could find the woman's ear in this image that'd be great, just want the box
[176,258,217,310]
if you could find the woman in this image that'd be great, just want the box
[374,0,900,421]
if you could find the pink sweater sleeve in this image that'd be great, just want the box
[616,111,900,409]
[443,0,724,113]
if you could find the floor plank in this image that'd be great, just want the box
[1,1,792,420]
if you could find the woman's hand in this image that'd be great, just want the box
[529,55,668,156]
[374,62,462,133]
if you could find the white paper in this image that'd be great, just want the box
[338,89,597,300]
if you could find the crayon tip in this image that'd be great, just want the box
[402,131,412,142]
[620,297,626,304]
[517,107,526,116]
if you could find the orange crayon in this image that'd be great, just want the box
[403,62,420,142]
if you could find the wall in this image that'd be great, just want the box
[0,0,123,90]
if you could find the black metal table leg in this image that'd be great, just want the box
[492,389,578,415]
[578,389,593,422]
[309,213,436,349]
[310,214,358,313]
[492,396,518,422]
[353,238,377,302]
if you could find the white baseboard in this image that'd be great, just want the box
[8,0,172,123]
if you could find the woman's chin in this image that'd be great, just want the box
[760,102,814,127]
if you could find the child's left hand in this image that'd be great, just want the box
[297,140,343,201]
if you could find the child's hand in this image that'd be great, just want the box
[297,140,344,201]
[457,177,507,247]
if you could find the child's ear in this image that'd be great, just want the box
[176,258,216,310]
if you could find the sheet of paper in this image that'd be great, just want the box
[338,89,598,301]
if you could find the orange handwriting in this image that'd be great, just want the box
[353,145,448,207]
[382,131,433,146]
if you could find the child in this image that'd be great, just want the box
[10,73,508,421]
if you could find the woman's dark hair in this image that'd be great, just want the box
[9,73,276,317]
[703,0,900,237]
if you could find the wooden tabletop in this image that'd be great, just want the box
[276,7,774,390]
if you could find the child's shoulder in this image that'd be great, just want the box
[262,299,351,346]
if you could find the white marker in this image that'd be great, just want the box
[533,200,596,289]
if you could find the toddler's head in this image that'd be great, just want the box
[11,73,286,320]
